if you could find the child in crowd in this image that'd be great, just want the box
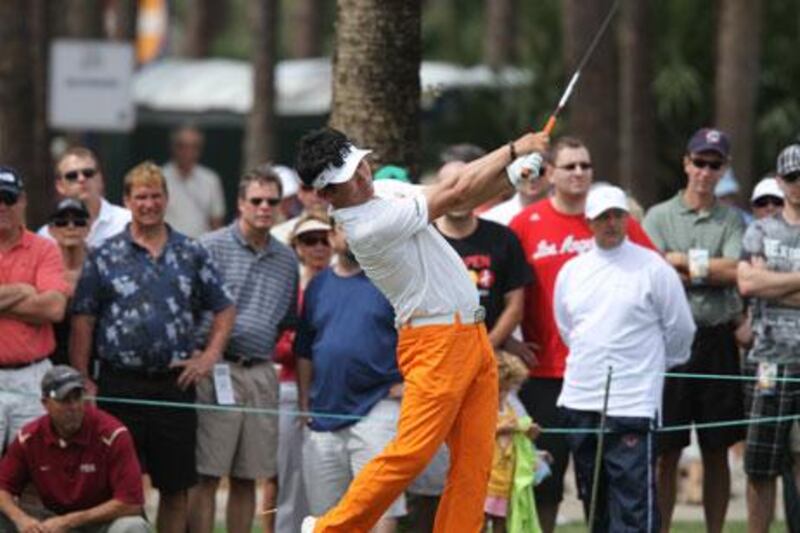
[485,351,543,533]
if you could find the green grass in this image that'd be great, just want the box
[555,522,785,532]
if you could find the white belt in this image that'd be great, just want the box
[402,307,486,328]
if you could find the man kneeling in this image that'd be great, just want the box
[0,365,149,532]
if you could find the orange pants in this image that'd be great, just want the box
[315,319,499,533]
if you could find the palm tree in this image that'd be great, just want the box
[715,0,761,194]
[618,0,657,206]
[330,0,422,175]
[0,0,50,227]
[562,0,619,184]
[243,0,278,168]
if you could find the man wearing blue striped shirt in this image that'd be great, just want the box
[188,167,299,533]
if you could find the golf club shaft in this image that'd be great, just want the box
[541,0,620,134]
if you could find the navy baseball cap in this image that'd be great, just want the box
[0,167,23,197]
[687,128,731,158]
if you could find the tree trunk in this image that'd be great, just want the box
[562,0,619,185]
[484,0,517,68]
[58,0,104,38]
[330,0,421,176]
[715,0,761,196]
[106,0,138,41]
[289,0,323,58]
[243,0,278,169]
[181,0,227,58]
[617,0,658,206]
[0,0,50,228]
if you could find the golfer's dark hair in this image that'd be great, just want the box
[295,128,352,187]
[546,136,587,165]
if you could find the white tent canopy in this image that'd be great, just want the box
[133,57,532,117]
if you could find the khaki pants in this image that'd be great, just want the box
[314,320,498,533]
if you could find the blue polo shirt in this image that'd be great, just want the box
[72,225,232,370]
[295,268,401,432]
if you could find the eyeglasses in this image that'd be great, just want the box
[781,171,800,184]
[52,218,89,228]
[62,168,97,182]
[690,158,724,171]
[556,162,592,172]
[752,197,784,209]
[0,191,19,206]
[249,197,281,207]
[297,235,330,247]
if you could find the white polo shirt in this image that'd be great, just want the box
[38,198,131,248]
[332,180,479,324]
[162,162,226,238]
[553,239,696,418]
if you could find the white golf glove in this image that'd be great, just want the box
[506,153,543,188]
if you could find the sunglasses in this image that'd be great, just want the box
[781,171,800,184]
[249,197,281,207]
[690,158,724,171]
[0,191,19,206]
[297,235,330,247]
[62,168,97,182]
[52,218,89,228]
[557,162,592,171]
[752,197,784,209]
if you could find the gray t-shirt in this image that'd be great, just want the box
[741,213,800,364]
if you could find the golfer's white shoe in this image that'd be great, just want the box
[301,516,318,533]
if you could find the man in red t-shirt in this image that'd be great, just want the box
[0,365,148,532]
[509,137,655,532]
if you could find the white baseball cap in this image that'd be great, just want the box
[585,185,629,220]
[751,177,784,202]
[312,145,372,189]
[274,165,300,198]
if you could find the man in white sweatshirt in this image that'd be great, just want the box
[553,185,696,533]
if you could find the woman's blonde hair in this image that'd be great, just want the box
[497,350,529,391]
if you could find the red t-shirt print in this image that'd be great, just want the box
[510,198,656,378]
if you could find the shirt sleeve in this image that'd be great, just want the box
[106,428,145,505]
[740,220,766,261]
[34,239,70,295]
[641,208,667,252]
[209,172,226,219]
[0,437,30,496]
[552,265,573,347]
[358,196,429,249]
[501,229,534,293]
[70,251,103,316]
[194,244,234,313]
[721,214,745,259]
[652,260,697,368]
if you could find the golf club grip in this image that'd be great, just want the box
[543,115,557,135]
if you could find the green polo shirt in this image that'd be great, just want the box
[643,191,744,326]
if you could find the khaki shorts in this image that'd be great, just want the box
[196,361,279,479]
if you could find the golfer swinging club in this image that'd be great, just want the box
[295,127,548,532]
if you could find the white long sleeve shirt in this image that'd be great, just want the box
[554,239,696,418]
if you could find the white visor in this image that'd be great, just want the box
[751,177,784,202]
[312,145,372,189]
[585,185,629,220]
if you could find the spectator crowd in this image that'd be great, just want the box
[0,123,798,533]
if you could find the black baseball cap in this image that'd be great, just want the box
[0,166,24,197]
[49,198,90,222]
